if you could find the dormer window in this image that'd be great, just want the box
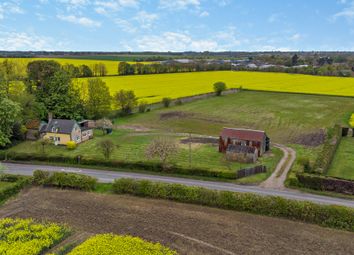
[51,127,58,132]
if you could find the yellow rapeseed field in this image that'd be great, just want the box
[79,71,354,103]
[0,57,141,76]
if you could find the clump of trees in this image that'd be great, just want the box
[114,89,137,115]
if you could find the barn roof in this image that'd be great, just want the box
[220,128,266,142]
[227,145,257,154]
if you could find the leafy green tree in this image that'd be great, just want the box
[79,65,93,77]
[84,78,111,119]
[62,64,80,78]
[26,60,61,93]
[162,97,172,108]
[98,139,115,160]
[213,82,227,96]
[0,98,21,147]
[40,70,83,120]
[114,90,137,115]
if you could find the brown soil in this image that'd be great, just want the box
[1,188,354,255]
[293,130,326,146]
[160,111,194,120]
[180,137,219,144]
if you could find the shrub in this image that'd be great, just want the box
[297,157,311,173]
[162,97,172,108]
[0,175,32,204]
[175,99,183,106]
[312,124,342,174]
[349,113,354,128]
[213,82,227,96]
[112,178,354,232]
[33,170,97,191]
[68,234,177,255]
[138,101,148,113]
[66,141,77,150]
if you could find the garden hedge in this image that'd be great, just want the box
[33,170,97,191]
[112,178,354,232]
[0,175,32,204]
[0,152,237,179]
[296,173,354,195]
[312,124,342,174]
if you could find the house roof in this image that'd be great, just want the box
[220,128,266,142]
[227,145,257,154]
[44,119,77,134]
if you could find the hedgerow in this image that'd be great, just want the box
[312,124,342,174]
[33,170,97,191]
[68,234,177,255]
[0,218,69,255]
[112,178,354,232]
[0,175,32,204]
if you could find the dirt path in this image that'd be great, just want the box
[1,188,353,255]
[260,144,296,190]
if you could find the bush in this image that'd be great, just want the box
[213,82,227,96]
[297,157,311,173]
[0,175,32,203]
[175,99,183,106]
[66,141,77,150]
[162,97,172,108]
[312,124,342,174]
[33,170,97,191]
[296,173,354,195]
[138,101,148,113]
[112,178,354,232]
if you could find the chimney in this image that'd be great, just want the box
[48,112,53,123]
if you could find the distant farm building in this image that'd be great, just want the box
[219,128,270,161]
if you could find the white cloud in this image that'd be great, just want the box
[268,13,283,23]
[58,0,90,10]
[159,0,200,10]
[57,14,101,27]
[115,18,137,33]
[199,11,209,17]
[136,32,218,51]
[289,33,301,41]
[0,1,24,20]
[0,31,67,51]
[332,1,354,21]
[94,0,139,14]
[134,11,158,29]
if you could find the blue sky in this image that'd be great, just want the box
[0,0,354,51]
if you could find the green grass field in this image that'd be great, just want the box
[327,137,354,180]
[7,129,282,183]
[77,71,354,103]
[117,91,354,144]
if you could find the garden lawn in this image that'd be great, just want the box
[327,137,354,180]
[76,71,354,103]
[116,91,354,144]
[7,129,282,183]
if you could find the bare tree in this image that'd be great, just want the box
[145,137,178,170]
[37,138,51,154]
[98,139,115,160]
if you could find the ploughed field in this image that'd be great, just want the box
[1,187,353,255]
[79,71,354,103]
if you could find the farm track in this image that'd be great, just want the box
[260,144,296,190]
[3,163,354,208]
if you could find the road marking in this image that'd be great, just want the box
[60,169,82,173]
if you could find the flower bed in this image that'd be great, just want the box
[68,234,177,255]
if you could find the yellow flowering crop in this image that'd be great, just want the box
[68,234,177,255]
[0,218,68,255]
[349,114,354,127]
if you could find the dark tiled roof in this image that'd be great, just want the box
[44,119,76,134]
[221,128,266,142]
[226,145,257,154]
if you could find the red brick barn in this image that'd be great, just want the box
[219,128,270,156]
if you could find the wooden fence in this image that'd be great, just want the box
[237,165,266,179]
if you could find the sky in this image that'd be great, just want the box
[0,0,354,52]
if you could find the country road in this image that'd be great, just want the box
[3,162,354,208]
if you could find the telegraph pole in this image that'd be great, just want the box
[189,133,192,168]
